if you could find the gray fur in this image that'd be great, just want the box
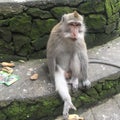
[47,11,91,119]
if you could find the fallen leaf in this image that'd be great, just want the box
[68,114,84,120]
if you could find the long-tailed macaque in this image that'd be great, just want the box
[47,11,91,119]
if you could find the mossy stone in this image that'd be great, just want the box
[27,8,52,19]
[85,33,95,48]
[10,13,31,35]
[0,54,27,62]
[105,22,116,34]
[0,27,12,43]
[13,34,30,52]
[105,0,113,18]
[86,14,106,31]
[0,112,6,120]
[78,1,104,14]
[51,7,75,20]
[0,19,9,27]
[86,87,99,98]
[30,50,46,59]
[0,39,14,54]
[31,19,57,39]
[32,35,49,51]
[107,12,119,24]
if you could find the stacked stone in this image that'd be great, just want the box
[0,0,120,60]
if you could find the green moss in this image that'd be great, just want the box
[86,14,106,31]
[27,8,52,19]
[51,7,75,20]
[78,1,105,14]
[105,0,113,17]
[0,19,9,26]
[31,19,57,40]
[85,87,99,98]
[0,27,12,43]
[13,34,30,52]
[85,33,95,48]
[10,13,32,35]
[0,112,6,120]
[107,12,119,24]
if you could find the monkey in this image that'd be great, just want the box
[47,11,91,119]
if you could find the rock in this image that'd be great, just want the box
[51,7,75,20]
[13,34,31,52]
[31,35,49,51]
[0,27,12,43]
[105,22,116,34]
[0,19,9,27]
[9,13,32,35]
[31,19,57,39]
[85,14,106,32]
[27,8,52,19]
[78,1,104,14]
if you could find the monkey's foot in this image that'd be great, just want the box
[63,101,76,120]
[82,79,91,88]
[71,78,79,92]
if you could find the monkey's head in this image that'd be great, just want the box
[60,11,86,41]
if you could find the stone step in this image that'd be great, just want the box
[0,37,120,120]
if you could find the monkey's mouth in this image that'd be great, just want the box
[71,38,77,41]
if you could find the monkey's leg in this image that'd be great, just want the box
[78,53,91,88]
[69,77,79,92]
[54,65,76,119]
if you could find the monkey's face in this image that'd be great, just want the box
[61,11,86,41]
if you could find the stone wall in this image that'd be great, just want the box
[0,0,120,61]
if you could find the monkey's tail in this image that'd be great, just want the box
[54,65,76,110]
[89,59,120,69]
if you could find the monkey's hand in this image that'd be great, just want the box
[63,101,76,120]
[82,79,91,88]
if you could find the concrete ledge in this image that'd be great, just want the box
[0,37,120,120]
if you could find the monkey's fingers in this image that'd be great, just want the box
[70,103,77,111]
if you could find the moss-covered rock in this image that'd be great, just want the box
[30,50,46,59]
[10,13,32,35]
[107,12,119,24]
[0,4,25,18]
[27,8,52,19]
[85,14,106,32]
[31,19,57,40]
[95,32,119,46]
[51,7,75,20]
[0,39,14,54]
[0,27,12,43]
[13,34,30,52]
[78,1,105,14]
[0,112,6,120]
[85,33,95,48]
[31,35,49,51]
[105,0,113,18]
[0,19,9,27]
[105,22,116,34]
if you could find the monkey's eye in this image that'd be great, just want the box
[69,22,81,26]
